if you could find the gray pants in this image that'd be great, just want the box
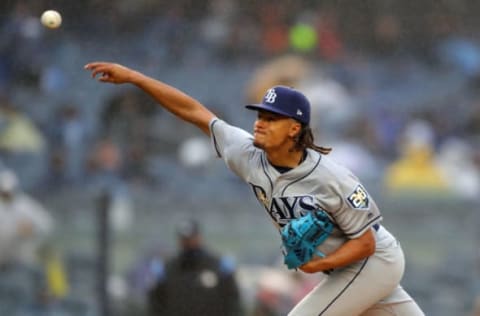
[288,241,424,316]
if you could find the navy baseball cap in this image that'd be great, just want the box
[246,85,311,125]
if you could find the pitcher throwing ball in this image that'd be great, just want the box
[85,62,425,316]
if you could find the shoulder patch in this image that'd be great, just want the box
[346,184,370,210]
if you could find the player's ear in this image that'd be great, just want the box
[288,121,302,138]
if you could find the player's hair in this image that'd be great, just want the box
[293,125,332,155]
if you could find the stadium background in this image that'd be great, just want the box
[1,0,480,315]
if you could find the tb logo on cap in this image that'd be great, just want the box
[264,88,277,103]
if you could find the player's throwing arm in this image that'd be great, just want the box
[84,62,215,135]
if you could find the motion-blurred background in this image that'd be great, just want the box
[1,0,480,315]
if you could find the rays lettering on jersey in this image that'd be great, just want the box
[250,184,319,227]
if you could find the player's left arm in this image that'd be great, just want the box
[299,228,375,273]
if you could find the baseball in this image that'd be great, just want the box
[41,10,62,29]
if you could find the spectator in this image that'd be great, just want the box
[0,97,45,154]
[245,55,311,106]
[435,137,480,200]
[48,104,90,186]
[314,8,344,62]
[0,168,53,267]
[88,137,123,184]
[0,168,55,311]
[100,90,158,181]
[383,119,448,195]
[147,218,243,316]
[0,1,47,87]
[0,167,73,316]
[258,4,289,57]
[0,97,47,190]
[87,137,134,233]
[328,116,381,182]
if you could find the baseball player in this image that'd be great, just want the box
[85,62,425,316]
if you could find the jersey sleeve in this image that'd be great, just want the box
[209,118,256,180]
[324,176,382,239]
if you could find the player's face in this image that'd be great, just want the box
[253,111,300,151]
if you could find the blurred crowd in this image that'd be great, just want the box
[1,0,480,315]
[0,0,479,195]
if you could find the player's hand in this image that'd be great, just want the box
[84,62,136,84]
[299,257,325,274]
[299,262,318,273]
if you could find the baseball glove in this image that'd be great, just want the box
[281,209,334,270]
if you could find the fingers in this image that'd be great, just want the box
[84,62,100,76]
[84,62,130,84]
[84,62,108,70]
[84,62,109,75]
[84,63,114,82]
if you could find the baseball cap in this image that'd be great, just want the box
[246,85,311,125]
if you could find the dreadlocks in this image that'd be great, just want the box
[293,125,332,155]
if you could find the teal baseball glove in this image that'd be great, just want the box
[281,209,334,270]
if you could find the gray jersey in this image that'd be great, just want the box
[210,118,395,256]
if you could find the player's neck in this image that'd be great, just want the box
[266,149,305,168]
